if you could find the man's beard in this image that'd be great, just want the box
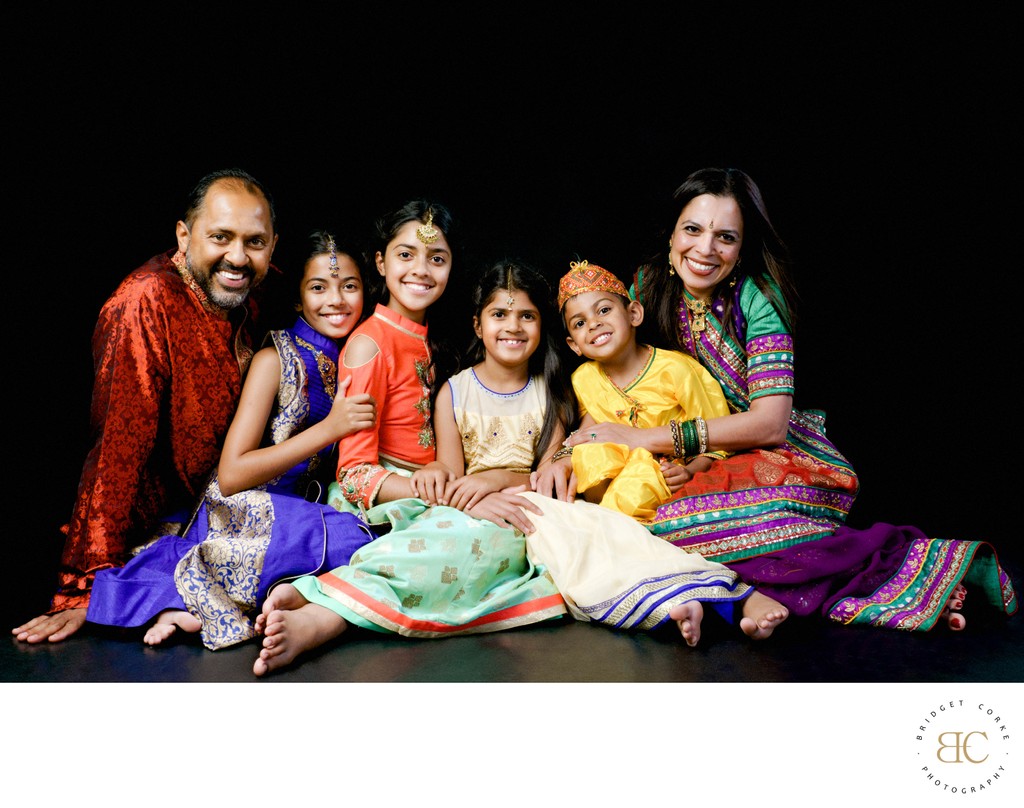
[187,253,251,310]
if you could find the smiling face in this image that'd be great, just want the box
[474,287,542,371]
[669,193,744,300]
[562,290,643,362]
[375,219,451,323]
[175,179,278,310]
[297,252,364,341]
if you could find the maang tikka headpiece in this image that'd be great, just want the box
[506,266,515,308]
[327,234,339,277]
[416,211,440,244]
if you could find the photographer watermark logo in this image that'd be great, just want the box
[915,699,1012,796]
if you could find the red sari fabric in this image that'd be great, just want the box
[54,250,256,611]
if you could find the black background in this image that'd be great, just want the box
[6,9,1020,622]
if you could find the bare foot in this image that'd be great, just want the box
[253,602,348,677]
[254,583,309,634]
[942,608,966,630]
[739,591,789,640]
[946,583,967,612]
[668,600,704,647]
[12,608,86,643]
[941,584,967,631]
[143,609,201,646]
[943,584,968,630]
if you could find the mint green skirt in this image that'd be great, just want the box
[293,494,566,637]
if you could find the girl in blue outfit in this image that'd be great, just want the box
[86,231,378,649]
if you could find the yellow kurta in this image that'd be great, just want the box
[572,347,731,519]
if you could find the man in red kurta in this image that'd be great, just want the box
[13,168,278,643]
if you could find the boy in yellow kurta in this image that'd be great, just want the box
[559,260,731,519]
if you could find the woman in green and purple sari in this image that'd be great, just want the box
[567,167,1017,632]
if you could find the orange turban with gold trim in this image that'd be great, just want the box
[557,260,629,311]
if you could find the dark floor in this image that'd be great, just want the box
[5,555,1022,683]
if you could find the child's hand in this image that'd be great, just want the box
[410,462,454,505]
[531,458,576,502]
[660,455,714,493]
[463,489,543,535]
[441,472,503,511]
[660,457,693,493]
[326,376,376,439]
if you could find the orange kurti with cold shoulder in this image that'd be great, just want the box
[334,304,435,509]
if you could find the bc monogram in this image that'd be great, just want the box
[935,731,989,763]
[914,699,1012,795]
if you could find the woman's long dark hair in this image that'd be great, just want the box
[465,259,578,466]
[633,167,799,353]
[370,199,461,405]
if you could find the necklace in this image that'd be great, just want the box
[601,346,654,426]
[684,295,711,333]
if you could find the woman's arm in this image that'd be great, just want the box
[564,395,791,457]
[564,418,672,454]
[565,346,792,456]
[704,394,792,451]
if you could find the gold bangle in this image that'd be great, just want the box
[694,416,709,455]
[669,419,683,458]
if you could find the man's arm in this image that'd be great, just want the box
[14,281,170,640]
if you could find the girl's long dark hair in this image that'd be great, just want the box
[633,167,799,353]
[371,199,461,405]
[258,228,369,332]
[466,259,578,466]
[305,228,371,325]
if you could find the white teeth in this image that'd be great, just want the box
[685,257,716,272]
[591,333,611,346]
[219,270,246,280]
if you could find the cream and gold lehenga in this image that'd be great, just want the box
[293,365,753,636]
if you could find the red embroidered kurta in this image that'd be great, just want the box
[53,250,256,612]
